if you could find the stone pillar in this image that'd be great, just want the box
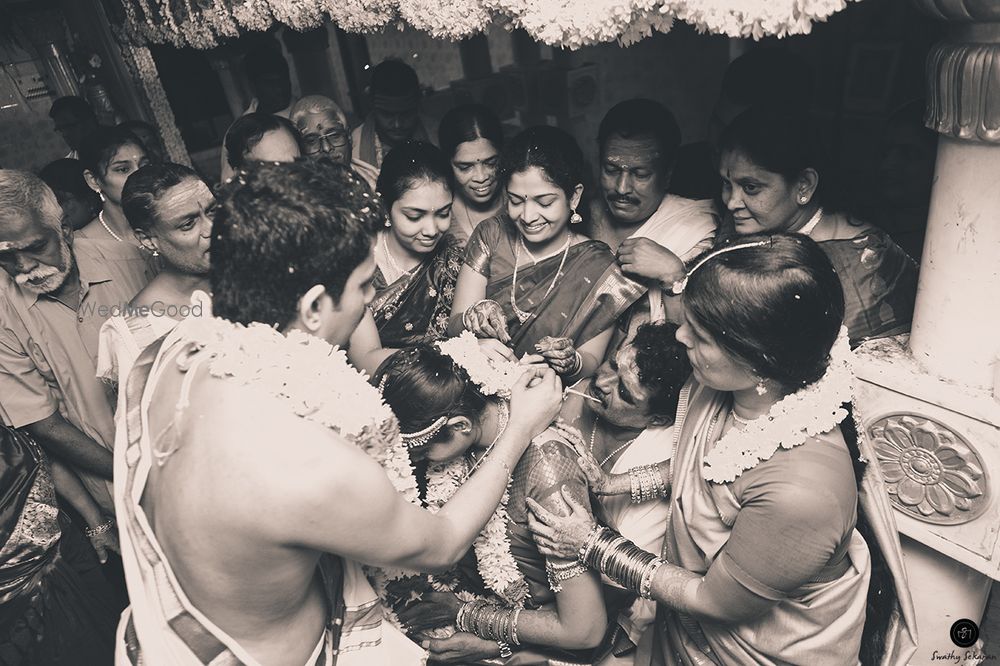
[854,2,1000,660]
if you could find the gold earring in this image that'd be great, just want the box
[570,209,582,224]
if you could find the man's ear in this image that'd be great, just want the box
[134,227,158,254]
[295,284,327,333]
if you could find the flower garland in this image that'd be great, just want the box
[172,315,419,503]
[117,0,859,49]
[436,331,522,399]
[117,41,193,167]
[424,457,529,607]
[397,0,493,41]
[702,325,854,483]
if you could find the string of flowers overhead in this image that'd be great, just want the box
[117,0,856,50]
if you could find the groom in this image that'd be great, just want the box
[114,159,563,665]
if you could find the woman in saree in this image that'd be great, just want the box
[0,424,120,664]
[374,342,609,664]
[717,105,918,346]
[527,232,917,665]
[97,162,213,405]
[366,140,465,348]
[439,104,505,243]
[449,126,643,380]
[77,126,157,281]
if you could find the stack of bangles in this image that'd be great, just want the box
[545,559,589,593]
[85,518,115,538]
[456,599,521,658]
[629,464,669,504]
[578,526,664,600]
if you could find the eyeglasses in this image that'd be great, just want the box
[303,129,349,154]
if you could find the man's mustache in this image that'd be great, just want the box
[15,263,60,286]
[607,194,640,206]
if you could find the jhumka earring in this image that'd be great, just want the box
[384,219,392,228]
[99,192,106,202]
[570,209,583,225]
[755,379,768,395]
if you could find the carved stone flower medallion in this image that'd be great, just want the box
[870,413,988,525]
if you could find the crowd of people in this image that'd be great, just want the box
[0,47,923,665]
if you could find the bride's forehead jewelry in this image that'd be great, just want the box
[669,239,771,296]
[400,415,449,449]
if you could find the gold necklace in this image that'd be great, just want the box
[510,234,571,324]
[589,416,636,469]
[465,399,510,479]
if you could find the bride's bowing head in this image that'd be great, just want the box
[675,232,845,396]
[375,345,490,462]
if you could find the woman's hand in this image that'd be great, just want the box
[397,592,461,635]
[526,487,597,560]
[88,522,120,564]
[576,447,625,496]
[477,338,517,365]
[425,632,501,663]
[508,367,563,441]
[535,337,580,377]
[463,299,511,343]
[616,238,685,288]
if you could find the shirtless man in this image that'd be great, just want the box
[114,159,563,665]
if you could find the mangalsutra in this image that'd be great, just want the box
[465,399,510,479]
[510,235,571,324]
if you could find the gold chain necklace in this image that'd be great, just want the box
[590,416,636,469]
[510,234,571,324]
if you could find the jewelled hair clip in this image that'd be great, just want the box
[400,416,448,449]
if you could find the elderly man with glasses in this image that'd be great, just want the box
[290,95,379,188]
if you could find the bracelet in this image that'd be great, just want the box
[583,527,663,595]
[577,523,603,567]
[569,351,583,376]
[85,518,115,538]
[510,606,521,646]
[546,559,589,592]
[497,640,513,659]
[629,465,668,504]
[464,299,500,330]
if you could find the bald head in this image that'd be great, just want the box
[290,96,351,164]
[0,170,73,293]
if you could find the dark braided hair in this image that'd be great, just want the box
[373,344,489,448]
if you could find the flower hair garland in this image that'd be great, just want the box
[436,331,522,399]
[702,325,854,483]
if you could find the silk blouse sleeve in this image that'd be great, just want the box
[524,439,592,516]
[704,436,859,602]
[464,217,501,278]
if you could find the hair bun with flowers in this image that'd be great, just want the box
[435,331,522,399]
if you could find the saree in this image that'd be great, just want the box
[639,381,917,666]
[818,223,917,346]
[372,234,465,347]
[466,216,644,358]
[113,327,424,665]
[0,425,118,665]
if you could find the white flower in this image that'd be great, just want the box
[702,326,854,483]
[436,331,522,398]
[398,0,492,40]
